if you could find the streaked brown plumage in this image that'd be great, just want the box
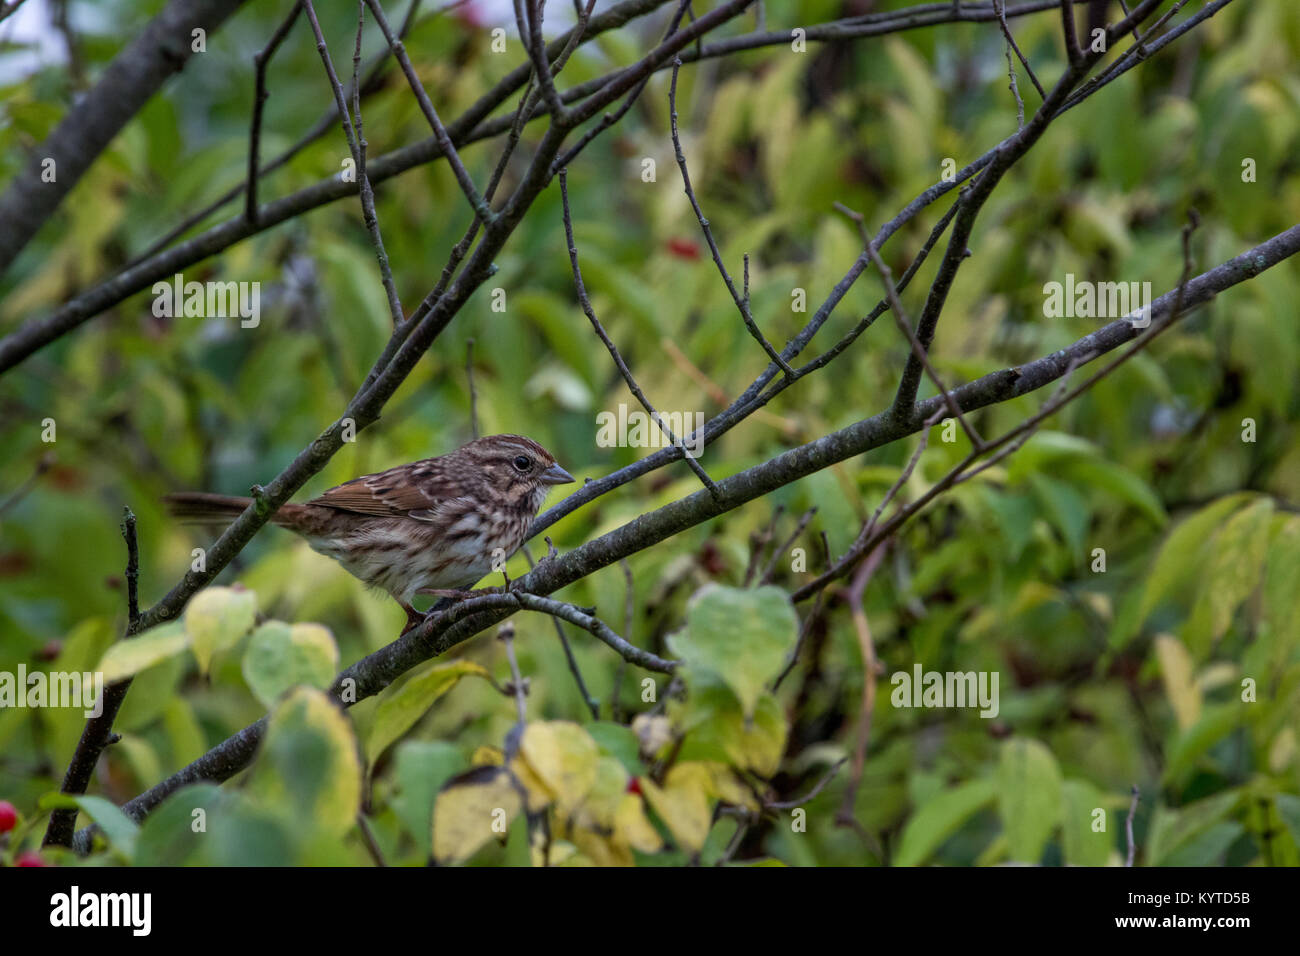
[165,434,574,631]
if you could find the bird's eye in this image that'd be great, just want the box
[512,455,533,472]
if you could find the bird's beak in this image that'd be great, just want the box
[540,463,575,485]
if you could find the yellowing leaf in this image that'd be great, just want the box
[185,586,256,675]
[99,621,189,683]
[1154,634,1200,729]
[641,762,714,854]
[366,659,490,761]
[615,793,663,853]
[673,686,788,776]
[518,721,600,811]
[701,763,758,811]
[509,751,554,814]
[432,766,523,864]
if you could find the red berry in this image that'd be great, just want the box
[626,777,643,796]
[665,237,701,260]
[0,801,16,834]
[16,851,46,867]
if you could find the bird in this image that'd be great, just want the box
[165,434,574,633]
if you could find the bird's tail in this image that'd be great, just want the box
[164,492,259,523]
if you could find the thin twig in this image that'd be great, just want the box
[759,507,816,586]
[994,0,1026,127]
[994,0,1044,102]
[498,621,529,727]
[669,58,793,375]
[0,0,31,25]
[351,1,405,327]
[1060,0,1081,62]
[246,4,303,225]
[0,450,54,519]
[838,202,985,450]
[772,533,832,691]
[795,207,1201,603]
[559,169,720,498]
[1125,784,1140,866]
[611,559,635,722]
[136,0,434,263]
[835,542,888,833]
[364,0,494,221]
[767,757,848,810]
[356,813,389,866]
[301,0,405,327]
[743,504,784,587]
[522,545,600,718]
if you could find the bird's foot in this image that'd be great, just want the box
[399,604,430,635]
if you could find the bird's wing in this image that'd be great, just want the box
[308,460,461,518]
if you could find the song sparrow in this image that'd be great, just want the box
[165,434,574,631]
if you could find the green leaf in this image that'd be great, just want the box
[1184,498,1274,654]
[895,778,998,867]
[205,793,297,866]
[161,697,207,769]
[1273,793,1300,850]
[1146,791,1241,866]
[584,721,644,776]
[185,586,256,676]
[1260,515,1300,672]
[391,741,466,859]
[1137,494,1256,624]
[134,784,222,866]
[249,686,361,837]
[1028,472,1090,555]
[668,585,798,718]
[98,621,189,684]
[241,621,339,709]
[74,795,140,861]
[1157,822,1245,866]
[1061,780,1112,866]
[998,738,1063,863]
[366,659,490,761]
[1163,702,1241,784]
[1062,457,1167,526]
